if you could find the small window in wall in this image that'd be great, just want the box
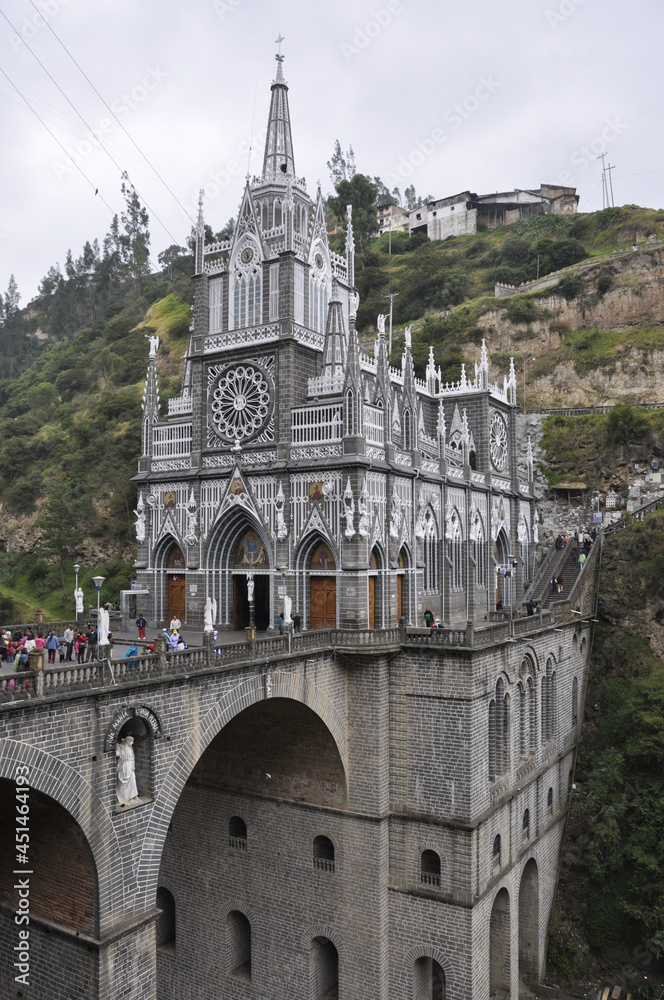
[492,834,501,871]
[420,850,441,887]
[156,887,175,952]
[227,910,251,982]
[547,787,553,815]
[522,808,530,840]
[229,816,247,850]
[313,835,335,872]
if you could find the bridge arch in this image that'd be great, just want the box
[137,669,348,907]
[0,739,126,934]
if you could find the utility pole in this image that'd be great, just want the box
[606,162,615,207]
[384,292,399,358]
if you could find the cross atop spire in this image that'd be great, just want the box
[275,34,285,82]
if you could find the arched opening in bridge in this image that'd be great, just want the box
[414,955,446,999]
[490,886,511,994]
[0,780,98,1000]
[156,887,175,952]
[157,698,346,999]
[519,858,539,987]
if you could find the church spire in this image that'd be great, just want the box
[262,37,296,181]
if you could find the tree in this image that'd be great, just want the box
[327,174,379,266]
[404,185,419,210]
[37,480,86,588]
[119,174,151,297]
[0,275,24,375]
[373,177,398,208]
[327,140,356,187]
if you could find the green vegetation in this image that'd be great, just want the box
[0,554,131,623]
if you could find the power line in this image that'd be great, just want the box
[0,7,183,248]
[26,0,195,227]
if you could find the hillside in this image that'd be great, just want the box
[357,205,664,406]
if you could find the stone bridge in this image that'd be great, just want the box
[0,612,590,1000]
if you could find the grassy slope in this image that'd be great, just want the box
[355,205,664,386]
[0,279,192,618]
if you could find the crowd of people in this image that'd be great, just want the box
[0,623,116,672]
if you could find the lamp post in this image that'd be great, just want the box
[523,357,535,413]
[92,576,105,623]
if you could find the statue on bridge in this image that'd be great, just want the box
[74,585,84,616]
[116,736,139,805]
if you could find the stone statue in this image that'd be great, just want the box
[275,484,288,541]
[74,586,84,615]
[390,486,400,540]
[98,608,110,647]
[116,736,139,805]
[343,479,356,539]
[133,503,146,543]
[283,595,292,625]
[404,325,412,350]
[358,483,371,538]
[184,508,197,546]
[203,596,217,633]
[377,314,386,337]
[246,573,254,603]
[146,333,160,358]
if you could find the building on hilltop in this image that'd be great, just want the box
[133,54,539,634]
[0,48,592,1000]
[409,184,579,241]
[377,201,409,235]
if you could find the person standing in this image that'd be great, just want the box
[578,551,587,570]
[293,611,301,634]
[423,608,433,628]
[136,615,147,640]
[170,615,182,631]
[45,631,58,664]
[63,624,74,662]
[85,627,97,662]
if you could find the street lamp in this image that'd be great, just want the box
[92,576,105,622]
[523,357,535,413]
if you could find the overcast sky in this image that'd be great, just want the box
[0,0,661,303]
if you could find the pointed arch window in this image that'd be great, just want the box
[209,277,224,332]
[404,408,413,450]
[423,509,438,593]
[449,520,463,591]
[231,265,262,329]
[309,266,329,333]
[274,200,282,227]
[489,677,509,781]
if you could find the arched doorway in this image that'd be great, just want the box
[398,546,411,624]
[166,545,186,624]
[414,955,446,999]
[311,936,339,999]
[490,887,511,995]
[519,859,539,987]
[206,512,273,631]
[157,698,347,999]
[369,547,382,629]
[309,541,337,630]
[231,528,270,630]
[0,779,99,1000]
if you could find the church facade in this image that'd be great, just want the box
[133,52,538,633]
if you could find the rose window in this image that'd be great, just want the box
[210,364,271,441]
[490,412,508,471]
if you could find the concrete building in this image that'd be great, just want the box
[377,202,409,236]
[409,185,579,241]
[0,49,593,1000]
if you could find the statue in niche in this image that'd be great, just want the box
[358,485,371,538]
[246,574,255,603]
[74,586,84,615]
[283,594,292,625]
[116,736,139,805]
[145,333,160,358]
